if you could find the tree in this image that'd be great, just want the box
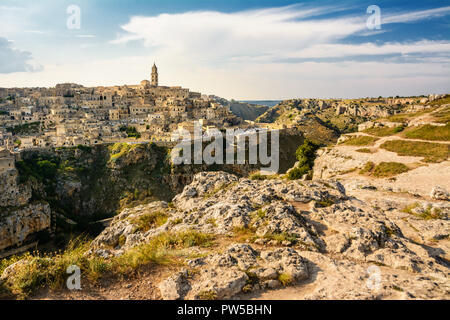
[287,139,320,180]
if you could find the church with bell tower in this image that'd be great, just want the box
[151,63,158,87]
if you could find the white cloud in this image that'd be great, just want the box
[112,5,450,64]
[0,37,42,73]
[1,5,449,99]
[383,6,450,24]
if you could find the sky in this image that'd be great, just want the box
[0,0,449,99]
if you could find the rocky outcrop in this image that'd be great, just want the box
[159,244,309,300]
[86,171,449,300]
[0,202,51,252]
[91,172,348,254]
[431,186,450,201]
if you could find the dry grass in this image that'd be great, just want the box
[129,211,168,232]
[341,135,379,146]
[359,161,410,177]
[403,124,450,141]
[1,231,214,298]
[278,273,293,286]
[355,148,375,153]
[364,126,405,137]
[430,106,450,123]
[380,140,450,162]
[402,203,444,220]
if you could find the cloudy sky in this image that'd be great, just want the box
[0,0,449,99]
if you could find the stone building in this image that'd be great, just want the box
[151,63,158,87]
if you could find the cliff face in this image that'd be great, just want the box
[0,202,51,251]
[17,130,304,224]
[0,169,51,252]
[0,169,31,207]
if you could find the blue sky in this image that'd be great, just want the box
[0,0,449,99]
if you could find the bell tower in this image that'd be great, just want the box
[151,63,158,87]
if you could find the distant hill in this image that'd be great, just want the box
[239,100,282,107]
[212,96,271,121]
[228,102,270,121]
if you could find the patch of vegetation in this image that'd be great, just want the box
[119,126,141,139]
[264,232,298,243]
[203,182,236,199]
[197,290,218,300]
[6,122,41,135]
[108,143,142,162]
[359,161,410,177]
[249,172,278,180]
[286,139,320,180]
[364,126,405,137]
[402,203,444,220]
[341,135,379,146]
[382,107,439,123]
[315,199,335,208]
[16,155,60,184]
[392,285,404,292]
[278,273,293,286]
[380,140,450,163]
[373,162,410,177]
[233,226,258,242]
[255,209,266,220]
[359,161,375,175]
[2,231,214,298]
[113,231,214,274]
[0,238,108,298]
[403,124,450,141]
[427,95,450,106]
[205,218,217,227]
[355,148,375,153]
[430,106,450,123]
[242,271,259,293]
[171,218,183,225]
[129,211,169,232]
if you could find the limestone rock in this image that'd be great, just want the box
[431,186,449,201]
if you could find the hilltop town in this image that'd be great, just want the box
[1,62,447,153]
[0,63,242,150]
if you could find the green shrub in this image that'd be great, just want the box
[119,126,141,139]
[197,290,218,300]
[278,273,293,286]
[286,165,310,180]
[287,140,320,180]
